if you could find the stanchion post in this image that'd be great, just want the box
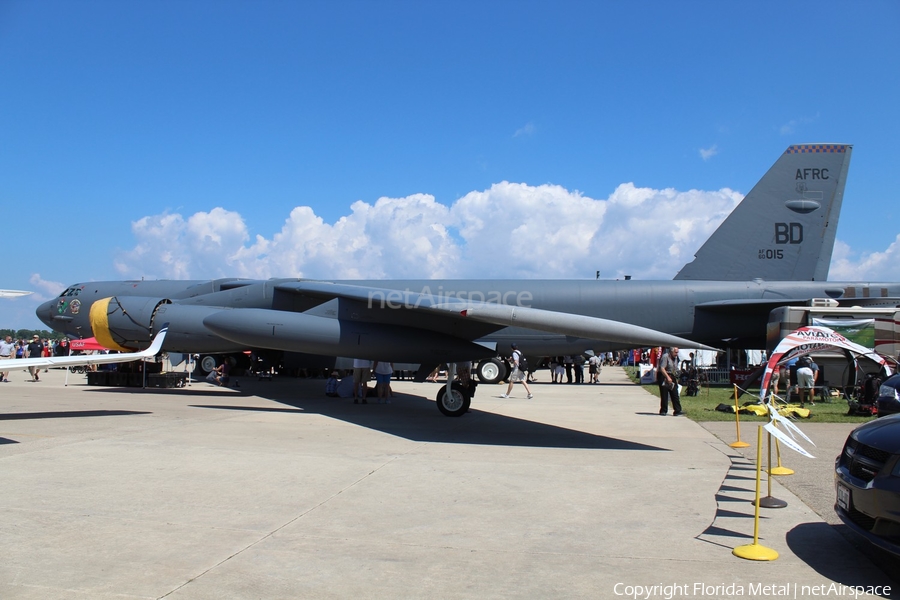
[733,425,779,561]
[730,384,750,448]
[769,422,795,476]
[756,430,787,508]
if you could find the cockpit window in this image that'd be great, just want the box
[59,286,84,297]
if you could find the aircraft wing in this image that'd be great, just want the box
[425,302,720,351]
[275,281,719,351]
[10,325,168,370]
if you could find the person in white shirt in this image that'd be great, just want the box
[0,335,15,382]
[500,344,533,399]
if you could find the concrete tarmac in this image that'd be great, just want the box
[1,365,896,599]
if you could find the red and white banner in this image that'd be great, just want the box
[69,337,111,351]
[758,325,893,402]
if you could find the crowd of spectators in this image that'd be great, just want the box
[0,335,83,382]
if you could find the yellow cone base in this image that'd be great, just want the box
[733,543,779,561]
[730,441,750,448]
[769,466,794,476]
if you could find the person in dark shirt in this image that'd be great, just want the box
[27,335,44,381]
[54,338,70,357]
[657,346,684,416]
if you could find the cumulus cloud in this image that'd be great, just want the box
[28,273,65,303]
[113,182,747,282]
[114,208,250,279]
[828,235,900,281]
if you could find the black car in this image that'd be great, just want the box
[835,414,900,557]
[876,373,900,417]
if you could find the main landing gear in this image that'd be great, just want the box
[476,357,508,384]
[435,382,471,417]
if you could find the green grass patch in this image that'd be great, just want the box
[623,367,876,424]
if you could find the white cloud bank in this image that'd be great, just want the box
[112,181,898,283]
[829,235,900,281]
[28,273,65,303]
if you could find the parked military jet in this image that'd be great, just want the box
[37,144,900,415]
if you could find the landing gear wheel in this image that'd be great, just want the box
[196,355,218,375]
[477,358,507,384]
[436,382,471,417]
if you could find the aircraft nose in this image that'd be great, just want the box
[36,298,63,329]
[37,297,87,338]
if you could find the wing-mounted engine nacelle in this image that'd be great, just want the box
[89,296,171,351]
[89,296,249,353]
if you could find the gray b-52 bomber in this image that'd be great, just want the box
[38,144,900,415]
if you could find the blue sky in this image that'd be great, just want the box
[2,0,899,330]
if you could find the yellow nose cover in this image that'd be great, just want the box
[89,297,131,352]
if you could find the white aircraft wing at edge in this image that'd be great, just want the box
[9,325,169,370]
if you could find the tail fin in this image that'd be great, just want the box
[674,144,852,281]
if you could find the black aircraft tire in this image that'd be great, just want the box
[476,358,506,385]
[436,383,471,417]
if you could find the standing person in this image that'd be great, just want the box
[572,354,584,384]
[657,346,684,416]
[796,355,815,407]
[500,344,533,399]
[54,338,70,356]
[553,357,565,384]
[27,335,44,381]
[563,355,574,383]
[352,358,372,404]
[0,335,15,382]
[588,354,602,384]
[372,360,394,403]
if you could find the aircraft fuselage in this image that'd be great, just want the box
[37,278,900,362]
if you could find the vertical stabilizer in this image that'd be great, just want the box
[674,144,851,281]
